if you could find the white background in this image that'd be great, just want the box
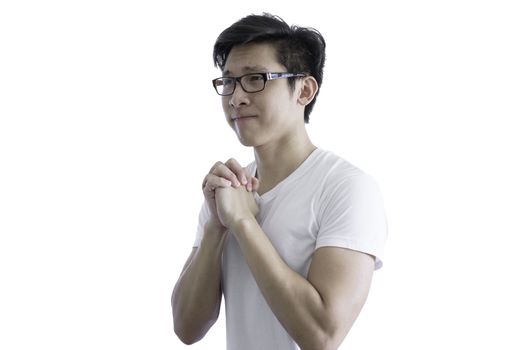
[1,1,523,349]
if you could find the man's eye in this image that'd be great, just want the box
[247,75,263,81]
[223,79,234,86]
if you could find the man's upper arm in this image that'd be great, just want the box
[307,246,375,343]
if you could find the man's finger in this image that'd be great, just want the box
[251,177,260,192]
[203,174,232,192]
[211,162,242,187]
[225,158,248,185]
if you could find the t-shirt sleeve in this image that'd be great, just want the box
[316,173,388,270]
[193,201,211,248]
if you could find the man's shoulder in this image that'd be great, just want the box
[310,149,384,205]
[312,148,367,180]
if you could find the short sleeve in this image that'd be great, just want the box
[193,201,211,247]
[316,173,388,270]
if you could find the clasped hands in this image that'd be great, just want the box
[202,158,259,230]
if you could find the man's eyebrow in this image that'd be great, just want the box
[223,65,269,76]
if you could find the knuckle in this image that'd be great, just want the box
[225,158,236,165]
[202,174,210,188]
[210,161,223,172]
[203,175,215,188]
[225,158,241,171]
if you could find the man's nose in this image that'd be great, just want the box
[229,81,249,107]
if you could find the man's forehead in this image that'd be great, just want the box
[223,65,269,76]
[222,43,282,75]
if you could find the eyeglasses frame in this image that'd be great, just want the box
[212,72,307,96]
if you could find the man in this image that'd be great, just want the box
[172,13,387,350]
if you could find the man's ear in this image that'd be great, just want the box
[297,76,319,106]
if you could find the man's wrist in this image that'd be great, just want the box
[206,217,227,233]
[230,216,258,236]
[201,218,228,258]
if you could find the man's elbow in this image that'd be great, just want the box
[175,333,198,346]
[173,313,206,345]
[174,324,202,345]
[299,336,337,350]
[297,326,341,350]
[300,312,359,350]
[172,300,205,344]
[172,304,220,345]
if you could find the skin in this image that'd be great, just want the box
[172,42,375,350]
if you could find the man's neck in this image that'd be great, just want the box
[253,131,316,195]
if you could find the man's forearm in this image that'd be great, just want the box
[172,220,227,344]
[230,218,341,350]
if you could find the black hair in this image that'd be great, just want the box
[213,13,326,123]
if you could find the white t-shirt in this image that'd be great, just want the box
[193,148,387,350]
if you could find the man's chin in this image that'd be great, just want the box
[237,137,256,147]
[236,132,263,147]
[234,129,257,147]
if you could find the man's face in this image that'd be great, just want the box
[221,42,303,147]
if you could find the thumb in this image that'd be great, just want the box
[250,176,260,193]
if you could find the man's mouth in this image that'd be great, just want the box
[232,116,256,121]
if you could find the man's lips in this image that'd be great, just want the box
[231,115,256,121]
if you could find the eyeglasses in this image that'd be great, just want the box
[212,72,307,96]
